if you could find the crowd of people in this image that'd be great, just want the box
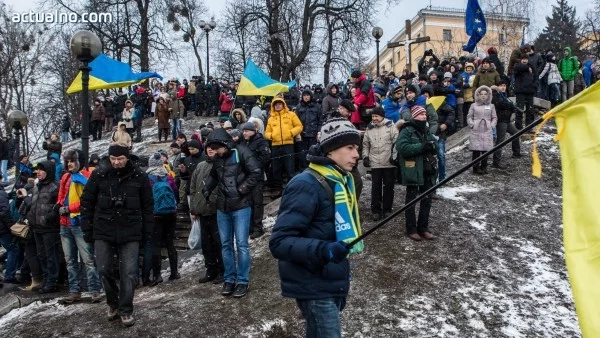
[0,43,596,336]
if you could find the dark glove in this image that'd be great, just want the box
[7,191,16,200]
[202,189,211,201]
[389,157,397,166]
[362,157,370,168]
[59,206,70,216]
[423,141,436,154]
[322,241,350,264]
[83,231,94,243]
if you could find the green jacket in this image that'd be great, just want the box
[557,47,578,81]
[396,122,438,186]
[400,103,438,135]
[189,160,218,216]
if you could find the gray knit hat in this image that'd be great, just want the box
[148,152,163,168]
[319,118,361,154]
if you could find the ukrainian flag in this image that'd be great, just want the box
[67,53,162,94]
[532,81,600,337]
[237,58,295,96]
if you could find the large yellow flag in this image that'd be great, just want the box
[532,82,600,337]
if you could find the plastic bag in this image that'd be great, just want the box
[187,219,202,250]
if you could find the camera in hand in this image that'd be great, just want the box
[424,49,434,56]
[112,196,125,208]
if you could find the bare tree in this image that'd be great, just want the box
[580,0,600,58]
[166,0,209,77]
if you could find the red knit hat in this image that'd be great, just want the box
[410,105,427,119]
[487,47,498,55]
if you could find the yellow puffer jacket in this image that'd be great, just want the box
[265,98,303,146]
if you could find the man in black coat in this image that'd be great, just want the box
[492,82,522,168]
[42,134,62,159]
[80,143,154,327]
[241,122,271,239]
[203,128,262,298]
[103,95,116,132]
[294,90,322,171]
[513,54,537,129]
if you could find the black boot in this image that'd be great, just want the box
[198,271,217,283]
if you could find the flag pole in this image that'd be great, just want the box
[346,116,545,248]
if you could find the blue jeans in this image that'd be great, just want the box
[1,159,7,184]
[437,138,446,181]
[0,233,19,280]
[217,207,251,284]
[61,131,70,143]
[171,119,182,140]
[60,226,101,293]
[95,240,139,315]
[296,297,346,338]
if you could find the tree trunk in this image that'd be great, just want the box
[323,15,334,85]
[267,0,282,80]
[136,0,150,72]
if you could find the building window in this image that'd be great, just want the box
[443,29,452,41]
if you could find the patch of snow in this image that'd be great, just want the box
[446,143,468,154]
[437,184,481,201]
[469,218,487,231]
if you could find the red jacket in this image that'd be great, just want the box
[219,92,233,112]
[57,168,92,226]
[353,74,376,108]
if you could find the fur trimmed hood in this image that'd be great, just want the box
[474,86,493,105]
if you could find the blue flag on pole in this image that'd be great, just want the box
[462,0,487,53]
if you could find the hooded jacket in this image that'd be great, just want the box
[265,97,303,146]
[396,121,438,186]
[156,100,171,129]
[461,65,476,102]
[513,61,537,95]
[295,91,322,138]
[269,147,351,300]
[27,161,60,233]
[400,96,438,135]
[491,86,514,123]
[58,149,92,227]
[467,86,497,151]
[557,47,579,81]
[203,128,262,213]
[80,159,154,244]
[111,122,132,147]
[473,63,501,88]
[91,103,105,121]
[43,139,63,159]
[49,153,64,181]
[352,74,376,109]
[321,83,341,115]
[380,94,403,123]
[229,108,247,129]
[189,155,218,216]
[168,96,185,119]
[242,132,270,171]
[121,101,135,129]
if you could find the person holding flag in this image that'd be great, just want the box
[270,117,363,338]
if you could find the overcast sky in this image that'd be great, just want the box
[2,0,594,83]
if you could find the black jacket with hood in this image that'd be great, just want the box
[27,161,60,233]
[321,83,341,115]
[295,90,322,138]
[203,128,262,213]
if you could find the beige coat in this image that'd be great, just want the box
[111,122,132,148]
[121,107,134,129]
[363,118,399,168]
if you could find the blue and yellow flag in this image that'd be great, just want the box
[67,53,162,94]
[462,0,487,53]
[237,58,295,96]
[532,82,600,337]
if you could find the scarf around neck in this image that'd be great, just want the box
[308,163,364,254]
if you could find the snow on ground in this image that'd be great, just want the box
[437,183,482,201]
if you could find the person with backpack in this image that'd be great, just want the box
[146,152,179,286]
[557,47,578,102]
[270,117,362,337]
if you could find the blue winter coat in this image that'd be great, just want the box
[582,60,593,88]
[49,153,63,181]
[381,97,401,122]
[269,171,350,300]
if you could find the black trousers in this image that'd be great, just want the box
[515,93,534,129]
[24,237,43,278]
[404,179,434,234]
[34,232,61,287]
[472,151,489,171]
[351,165,363,198]
[370,168,395,214]
[250,181,264,233]
[199,214,224,274]
[296,137,317,172]
[462,102,473,127]
[91,120,103,140]
[493,122,521,164]
[158,128,169,142]
[271,145,295,187]
[151,213,177,278]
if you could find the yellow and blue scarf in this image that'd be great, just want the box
[309,163,364,254]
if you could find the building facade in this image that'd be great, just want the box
[367,7,530,76]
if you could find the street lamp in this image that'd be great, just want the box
[372,27,384,78]
[7,110,28,178]
[70,30,102,164]
[198,17,217,80]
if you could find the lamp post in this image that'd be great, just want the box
[70,30,102,163]
[8,110,28,178]
[199,17,217,80]
[372,27,384,78]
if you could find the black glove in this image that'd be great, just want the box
[389,157,397,166]
[202,189,211,201]
[83,231,94,243]
[423,141,436,154]
[322,241,350,264]
[362,157,370,168]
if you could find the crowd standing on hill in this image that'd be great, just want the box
[0,44,596,335]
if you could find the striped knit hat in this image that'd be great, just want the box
[410,105,427,119]
[319,118,360,154]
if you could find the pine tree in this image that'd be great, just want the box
[535,0,582,57]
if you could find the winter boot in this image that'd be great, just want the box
[61,292,82,304]
[21,276,43,291]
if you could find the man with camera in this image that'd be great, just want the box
[418,49,440,76]
[80,142,154,327]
